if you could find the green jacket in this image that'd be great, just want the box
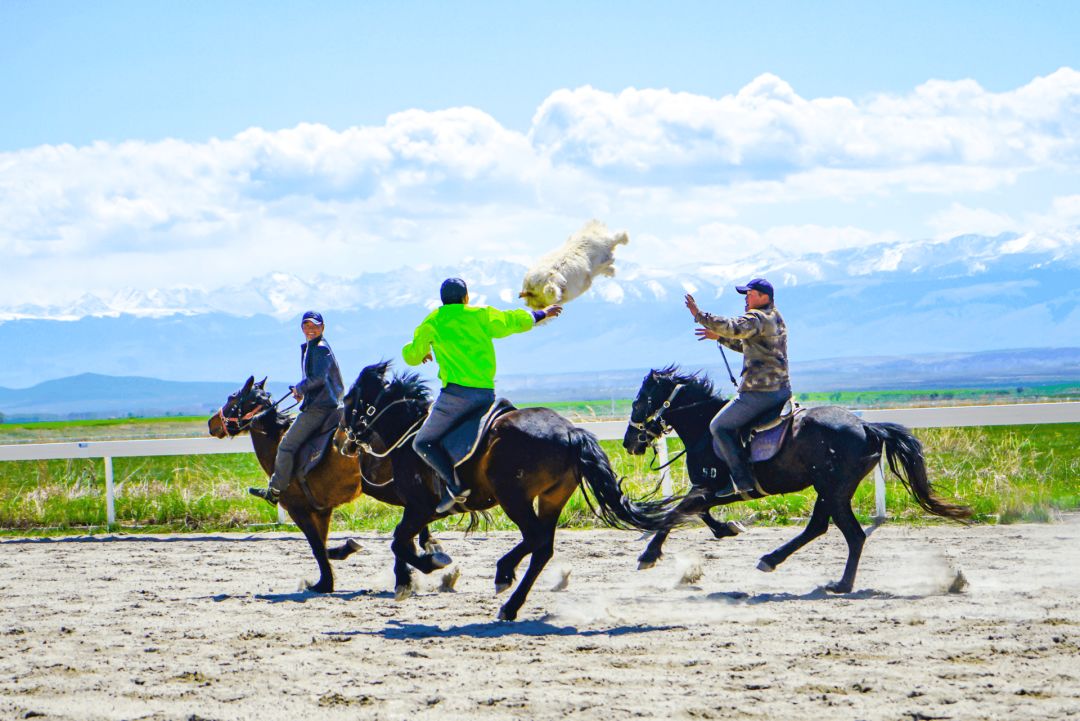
[402,304,535,389]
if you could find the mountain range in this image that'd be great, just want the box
[0,230,1077,408]
[1,346,1077,421]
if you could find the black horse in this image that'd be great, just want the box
[623,366,972,592]
[339,361,660,620]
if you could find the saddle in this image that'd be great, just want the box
[740,400,803,464]
[442,398,517,468]
[296,407,345,479]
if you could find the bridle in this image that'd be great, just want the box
[217,391,298,435]
[628,382,685,445]
[341,386,427,459]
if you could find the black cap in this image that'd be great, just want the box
[301,310,324,325]
[735,278,774,298]
[440,277,468,304]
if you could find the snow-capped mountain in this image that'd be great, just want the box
[0,231,1077,389]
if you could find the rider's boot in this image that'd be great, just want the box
[710,429,757,500]
[248,486,281,506]
[416,444,470,514]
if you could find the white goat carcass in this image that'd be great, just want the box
[519,220,630,310]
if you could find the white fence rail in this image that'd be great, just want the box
[1,402,1077,527]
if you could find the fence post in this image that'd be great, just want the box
[277,503,287,525]
[104,456,116,526]
[873,458,887,522]
[657,438,673,496]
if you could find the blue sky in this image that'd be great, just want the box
[1,1,1079,312]
[4,0,1078,149]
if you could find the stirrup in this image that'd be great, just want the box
[436,486,470,514]
[714,474,756,502]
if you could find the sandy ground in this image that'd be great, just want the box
[2,516,1079,721]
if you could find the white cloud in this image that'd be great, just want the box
[927,203,1017,240]
[2,70,1080,308]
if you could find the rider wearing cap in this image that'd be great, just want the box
[684,278,791,499]
[249,310,345,505]
[403,278,563,513]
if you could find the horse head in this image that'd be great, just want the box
[623,365,718,455]
[340,362,393,455]
[208,375,272,438]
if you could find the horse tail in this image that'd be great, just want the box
[569,427,677,532]
[864,422,973,522]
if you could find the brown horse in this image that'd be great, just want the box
[207,376,446,593]
[340,362,662,621]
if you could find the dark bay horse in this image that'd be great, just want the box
[340,361,660,621]
[207,376,445,593]
[623,366,972,592]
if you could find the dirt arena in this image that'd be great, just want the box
[2,515,1079,720]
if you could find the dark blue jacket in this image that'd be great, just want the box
[295,336,344,411]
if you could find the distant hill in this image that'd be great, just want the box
[0,373,291,421]
[1,348,1076,421]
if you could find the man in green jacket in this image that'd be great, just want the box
[403,277,563,513]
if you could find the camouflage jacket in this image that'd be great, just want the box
[695,303,790,392]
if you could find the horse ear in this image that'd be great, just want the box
[256,377,267,389]
[242,376,255,393]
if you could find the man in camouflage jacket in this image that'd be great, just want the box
[685,278,791,498]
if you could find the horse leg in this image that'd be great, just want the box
[418,525,444,556]
[288,505,335,593]
[638,491,715,570]
[391,508,452,601]
[498,487,569,622]
[701,512,747,539]
[494,538,532,594]
[758,495,829,573]
[824,497,866,594]
[637,530,669,569]
[327,537,362,561]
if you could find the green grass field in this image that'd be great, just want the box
[0,416,1076,535]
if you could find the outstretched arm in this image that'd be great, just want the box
[485,307,540,338]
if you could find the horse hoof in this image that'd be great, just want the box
[825,581,852,594]
[497,606,516,622]
[756,559,775,573]
[394,585,413,602]
[429,552,452,569]
[727,521,748,535]
[495,581,512,595]
[347,538,362,553]
[637,557,658,570]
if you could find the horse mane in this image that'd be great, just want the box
[389,370,432,405]
[655,364,721,400]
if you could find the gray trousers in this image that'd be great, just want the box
[269,406,335,493]
[413,384,495,483]
[709,387,791,477]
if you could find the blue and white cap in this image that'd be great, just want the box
[301,310,324,325]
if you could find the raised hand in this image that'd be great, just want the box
[694,327,720,341]
[684,293,700,319]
